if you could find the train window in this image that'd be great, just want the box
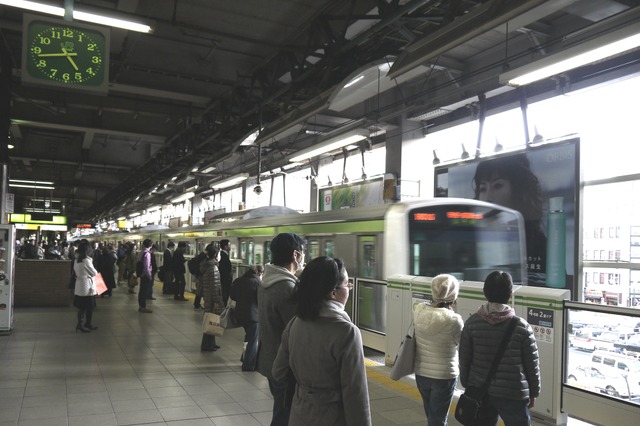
[308,240,320,262]
[264,241,272,264]
[248,240,254,265]
[408,204,524,283]
[325,240,334,258]
[357,278,386,334]
[240,241,247,261]
[358,236,376,279]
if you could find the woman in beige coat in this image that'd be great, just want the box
[272,257,371,426]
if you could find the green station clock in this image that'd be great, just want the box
[22,15,110,92]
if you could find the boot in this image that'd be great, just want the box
[84,310,98,330]
[76,311,90,333]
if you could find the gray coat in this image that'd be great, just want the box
[200,258,223,314]
[256,263,298,380]
[459,303,541,401]
[272,300,371,426]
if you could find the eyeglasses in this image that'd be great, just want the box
[338,282,354,291]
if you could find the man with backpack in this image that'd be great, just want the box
[188,245,209,309]
[172,242,188,301]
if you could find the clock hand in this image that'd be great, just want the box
[62,48,79,71]
[37,52,79,57]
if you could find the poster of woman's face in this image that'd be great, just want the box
[435,138,578,293]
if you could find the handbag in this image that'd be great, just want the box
[220,299,240,329]
[455,317,519,426]
[202,312,224,336]
[93,273,108,295]
[390,327,416,380]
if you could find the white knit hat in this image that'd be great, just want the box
[431,274,459,303]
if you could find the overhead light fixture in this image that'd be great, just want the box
[9,178,55,190]
[461,144,470,160]
[343,74,364,88]
[200,166,216,174]
[288,129,369,163]
[210,173,249,190]
[432,150,440,166]
[117,216,126,221]
[0,0,153,33]
[128,212,141,218]
[8,144,14,149]
[240,129,261,146]
[500,25,640,87]
[170,191,195,204]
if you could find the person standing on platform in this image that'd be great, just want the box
[413,274,464,426]
[116,243,127,283]
[137,238,153,313]
[257,232,306,426]
[99,243,118,298]
[200,244,223,351]
[124,243,137,294]
[149,244,159,300]
[73,241,98,332]
[218,239,233,305]
[272,257,371,426]
[173,241,188,301]
[230,264,263,371]
[162,241,175,295]
[459,271,541,426]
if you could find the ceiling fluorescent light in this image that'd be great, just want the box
[200,166,216,174]
[9,183,55,190]
[288,129,369,163]
[10,179,54,185]
[500,26,640,87]
[210,173,249,190]
[117,216,126,221]
[0,1,152,33]
[128,212,141,218]
[170,191,195,204]
[343,74,364,88]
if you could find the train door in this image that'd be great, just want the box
[356,235,387,352]
[358,236,376,278]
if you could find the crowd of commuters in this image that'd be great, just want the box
[23,230,540,426]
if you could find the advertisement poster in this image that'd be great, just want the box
[319,178,384,211]
[435,139,578,293]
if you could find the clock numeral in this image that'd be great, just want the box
[92,56,101,64]
[31,46,42,54]
[36,60,46,68]
[62,72,70,81]
[38,36,51,45]
[87,43,97,51]
[78,33,84,42]
[86,67,95,76]
[75,72,82,81]
[50,69,58,77]
[63,29,73,38]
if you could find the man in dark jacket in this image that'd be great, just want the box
[162,241,175,295]
[459,271,541,426]
[172,242,188,301]
[218,239,233,305]
[230,265,263,371]
[257,232,306,426]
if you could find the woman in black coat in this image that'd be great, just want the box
[230,265,263,371]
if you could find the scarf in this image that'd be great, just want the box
[477,302,515,325]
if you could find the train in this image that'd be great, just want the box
[91,198,527,351]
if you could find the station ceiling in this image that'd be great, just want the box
[1,0,639,224]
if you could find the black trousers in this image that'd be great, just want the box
[138,276,152,308]
[174,273,186,298]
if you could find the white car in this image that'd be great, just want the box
[567,365,640,400]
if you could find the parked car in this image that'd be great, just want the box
[567,365,640,400]
[570,334,597,352]
[614,335,640,358]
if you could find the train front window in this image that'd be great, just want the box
[408,204,524,283]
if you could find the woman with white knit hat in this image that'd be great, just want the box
[413,274,464,426]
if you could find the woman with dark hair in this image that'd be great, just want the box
[473,154,547,285]
[272,257,371,426]
[73,241,98,332]
[200,244,223,351]
[459,271,540,426]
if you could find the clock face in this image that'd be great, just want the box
[26,21,107,87]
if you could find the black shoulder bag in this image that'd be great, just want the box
[455,317,519,426]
